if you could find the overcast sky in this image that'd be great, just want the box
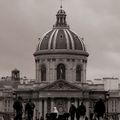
[0,0,120,80]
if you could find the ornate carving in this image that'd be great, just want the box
[41,80,80,91]
[47,98,51,113]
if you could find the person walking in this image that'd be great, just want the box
[25,99,35,120]
[76,106,80,120]
[13,96,23,120]
[77,102,86,120]
[69,103,76,120]
[94,98,105,120]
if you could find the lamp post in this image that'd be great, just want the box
[106,92,110,119]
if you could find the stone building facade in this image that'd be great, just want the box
[17,6,105,119]
[0,6,120,120]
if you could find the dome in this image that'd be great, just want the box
[37,29,86,51]
[34,7,89,57]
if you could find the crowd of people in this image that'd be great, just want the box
[13,97,106,120]
[69,99,105,120]
[69,102,87,120]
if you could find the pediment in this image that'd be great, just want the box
[40,80,81,91]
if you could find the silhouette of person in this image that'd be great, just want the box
[94,98,105,120]
[69,103,76,120]
[53,107,58,120]
[89,108,94,120]
[76,107,80,120]
[25,99,35,120]
[63,113,70,120]
[76,102,86,120]
[13,96,23,120]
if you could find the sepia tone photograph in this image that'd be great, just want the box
[0,0,120,120]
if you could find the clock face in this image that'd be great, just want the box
[58,105,64,114]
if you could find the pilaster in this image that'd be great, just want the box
[44,99,47,119]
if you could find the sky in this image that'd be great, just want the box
[0,0,120,80]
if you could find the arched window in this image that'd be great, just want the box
[76,65,81,81]
[57,64,66,80]
[41,64,46,81]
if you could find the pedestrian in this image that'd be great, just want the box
[53,107,59,119]
[77,102,86,120]
[13,96,23,120]
[79,102,86,116]
[89,108,94,120]
[53,107,58,114]
[69,103,76,120]
[25,99,35,120]
[76,106,80,120]
[94,98,105,120]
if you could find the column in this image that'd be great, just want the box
[51,98,54,112]
[67,62,72,82]
[44,99,47,119]
[47,63,50,82]
[49,63,54,82]
[118,114,120,120]
[72,66,76,82]
[81,69,84,83]
[53,63,56,81]
[68,99,71,112]
[38,99,42,118]
[37,60,40,82]
[85,101,89,118]
[82,62,86,83]
[36,60,38,81]
[38,64,41,82]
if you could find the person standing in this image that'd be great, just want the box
[25,99,35,120]
[69,103,76,120]
[13,96,23,120]
[94,98,105,120]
